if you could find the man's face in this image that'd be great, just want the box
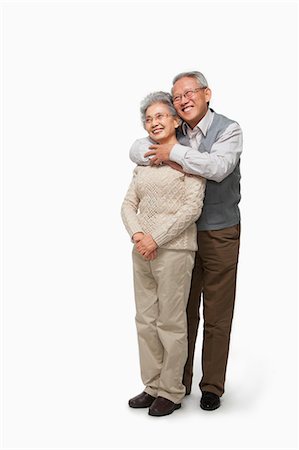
[172,77,211,129]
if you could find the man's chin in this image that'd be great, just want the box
[180,112,194,123]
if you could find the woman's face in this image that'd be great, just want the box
[144,102,179,143]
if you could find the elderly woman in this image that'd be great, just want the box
[121,92,206,417]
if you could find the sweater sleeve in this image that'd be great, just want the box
[121,168,144,239]
[151,175,206,247]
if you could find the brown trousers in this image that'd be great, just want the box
[183,224,240,397]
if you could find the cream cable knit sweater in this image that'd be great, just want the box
[121,165,206,251]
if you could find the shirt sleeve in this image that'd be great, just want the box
[170,122,243,183]
[120,168,144,239]
[151,176,206,247]
[129,137,152,165]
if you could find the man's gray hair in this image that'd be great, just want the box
[140,91,178,126]
[171,71,209,93]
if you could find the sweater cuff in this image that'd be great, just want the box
[151,231,166,248]
[130,227,144,241]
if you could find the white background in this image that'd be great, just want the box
[0,1,298,449]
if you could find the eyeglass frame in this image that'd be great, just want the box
[144,112,173,125]
[172,87,207,104]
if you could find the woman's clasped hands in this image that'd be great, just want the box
[133,232,158,261]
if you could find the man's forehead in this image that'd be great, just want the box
[173,77,199,91]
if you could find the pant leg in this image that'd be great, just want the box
[182,248,204,392]
[199,224,240,397]
[132,248,163,397]
[151,248,195,404]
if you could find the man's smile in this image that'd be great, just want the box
[181,105,193,113]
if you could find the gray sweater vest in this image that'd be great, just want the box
[177,111,241,231]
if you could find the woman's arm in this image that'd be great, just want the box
[136,175,206,257]
[121,168,144,239]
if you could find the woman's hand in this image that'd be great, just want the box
[144,249,158,261]
[136,234,158,258]
[132,232,144,243]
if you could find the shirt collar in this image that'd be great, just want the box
[182,108,214,137]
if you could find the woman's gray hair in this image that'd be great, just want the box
[140,91,178,126]
[171,71,208,93]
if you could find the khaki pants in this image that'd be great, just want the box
[183,224,241,397]
[132,247,195,404]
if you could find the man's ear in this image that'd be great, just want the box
[205,87,212,103]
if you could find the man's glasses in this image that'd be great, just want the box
[172,87,206,104]
[145,113,171,124]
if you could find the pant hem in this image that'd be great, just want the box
[157,390,185,404]
[200,385,223,397]
[144,386,158,398]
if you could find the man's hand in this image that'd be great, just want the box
[144,143,174,166]
[136,234,158,258]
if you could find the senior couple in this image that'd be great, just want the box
[121,71,242,417]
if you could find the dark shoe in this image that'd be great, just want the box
[200,391,220,411]
[148,396,181,417]
[128,392,156,408]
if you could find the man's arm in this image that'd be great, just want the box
[145,123,242,183]
[129,137,152,165]
[170,123,242,182]
[130,138,185,173]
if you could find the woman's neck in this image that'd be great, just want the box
[154,136,178,145]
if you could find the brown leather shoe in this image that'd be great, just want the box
[128,392,156,408]
[148,396,181,416]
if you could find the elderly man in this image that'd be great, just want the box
[130,71,242,411]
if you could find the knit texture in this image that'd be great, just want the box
[121,165,206,251]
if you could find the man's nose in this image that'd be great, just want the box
[180,95,188,106]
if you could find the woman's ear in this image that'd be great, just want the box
[174,117,181,128]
